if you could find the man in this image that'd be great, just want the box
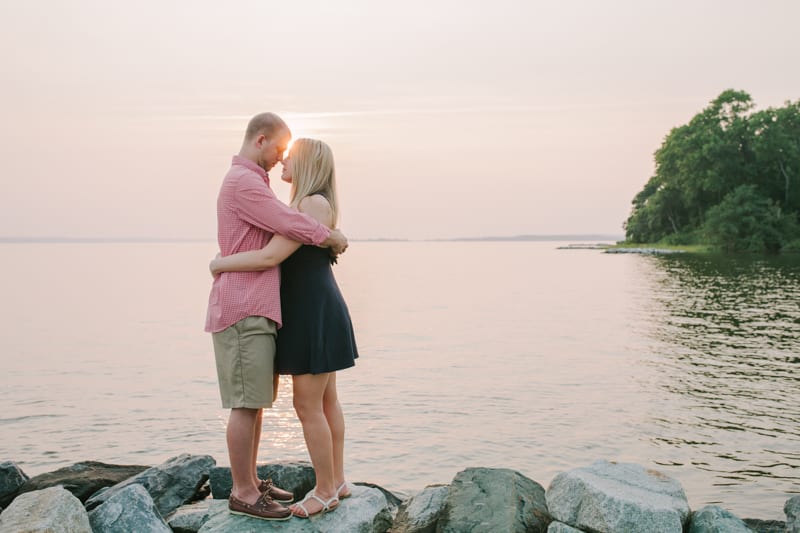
[205,112,348,521]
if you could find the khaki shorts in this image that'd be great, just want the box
[212,316,278,409]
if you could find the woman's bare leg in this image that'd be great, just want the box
[322,372,347,495]
[290,373,338,515]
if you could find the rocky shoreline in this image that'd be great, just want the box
[556,243,687,255]
[1,454,797,532]
[603,247,686,255]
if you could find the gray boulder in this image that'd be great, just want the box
[604,248,684,255]
[0,461,29,507]
[546,460,690,533]
[355,481,404,515]
[16,460,148,502]
[390,484,448,533]
[0,485,91,533]
[547,522,585,533]
[198,484,392,532]
[787,495,800,533]
[742,518,786,533]
[167,499,212,533]
[85,453,215,517]
[437,467,550,533]
[209,461,315,500]
[88,483,170,533]
[688,505,750,532]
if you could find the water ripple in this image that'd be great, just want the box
[0,414,63,425]
[640,253,800,514]
[2,242,799,519]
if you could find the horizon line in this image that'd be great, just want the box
[0,233,624,244]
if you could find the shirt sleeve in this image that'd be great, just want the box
[234,174,331,245]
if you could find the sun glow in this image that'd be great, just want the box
[282,112,336,152]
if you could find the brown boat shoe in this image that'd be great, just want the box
[258,478,294,503]
[228,492,291,521]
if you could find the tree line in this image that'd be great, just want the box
[624,89,800,252]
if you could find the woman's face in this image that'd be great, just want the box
[280,152,294,183]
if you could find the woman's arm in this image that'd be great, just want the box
[210,195,335,276]
[210,236,302,275]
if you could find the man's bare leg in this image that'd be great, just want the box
[252,373,279,487]
[227,407,261,503]
[251,408,263,487]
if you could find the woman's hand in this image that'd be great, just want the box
[209,253,222,278]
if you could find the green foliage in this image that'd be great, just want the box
[782,239,800,253]
[703,185,785,252]
[661,230,702,246]
[624,90,800,252]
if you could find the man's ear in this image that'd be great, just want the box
[256,134,266,147]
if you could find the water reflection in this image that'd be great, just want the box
[642,253,800,507]
[2,243,798,519]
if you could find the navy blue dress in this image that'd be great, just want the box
[275,237,358,375]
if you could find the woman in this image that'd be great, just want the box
[210,138,358,518]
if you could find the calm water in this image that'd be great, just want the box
[1,242,798,519]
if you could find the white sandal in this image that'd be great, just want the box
[337,481,352,499]
[291,490,340,518]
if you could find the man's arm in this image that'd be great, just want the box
[323,228,348,255]
[211,194,347,276]
[235,175,330,245]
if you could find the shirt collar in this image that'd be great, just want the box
[232,155,268,181]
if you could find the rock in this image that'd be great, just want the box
[787,496,800,533]
[166,499,212,533]
[15,460,148,503]
[198,484,392,532]
[547,522,585,533]
[742,518,786,533]
[0,485,91,533]
[195,481,212,500]
[546,460,690,533]
[390,484,448,533]
[688,505,750,532]
[557,243,612,250]
[0,461,29,508]
[437,467,550,533]
[209,461,315,500]
[604,247,685,255]
[355,482,404,514]
[85,453,215,517]
[88,483,171,533]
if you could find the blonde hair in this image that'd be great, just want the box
[288,138,339,226]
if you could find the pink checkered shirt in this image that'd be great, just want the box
[205,156,331,333]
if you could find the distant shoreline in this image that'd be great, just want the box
[0,237,215,244]
[0,234,624,244]
[425,234,623,242]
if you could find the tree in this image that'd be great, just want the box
[750,101,800,212]
[703,185,786,252]
[624,90,800,250]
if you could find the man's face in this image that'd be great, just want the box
[257,131,291,172]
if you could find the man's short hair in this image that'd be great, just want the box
[245,112,289,142]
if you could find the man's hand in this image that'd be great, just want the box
[324,229,348,255]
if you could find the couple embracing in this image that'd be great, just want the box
[204,112,358,521]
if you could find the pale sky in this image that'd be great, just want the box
[1,0,799,240]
